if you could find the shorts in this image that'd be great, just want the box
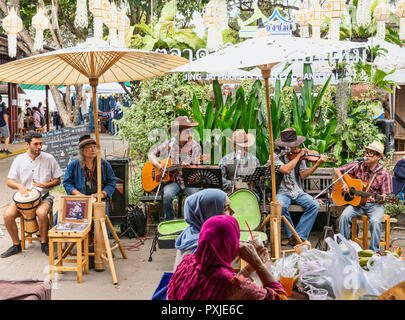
[0,125,10,138]
[41,194,54,208]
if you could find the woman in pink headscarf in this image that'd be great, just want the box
[167,215,287,300]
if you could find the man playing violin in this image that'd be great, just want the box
[272,128,327,246]
[148,116,201,220]
[334,141,392,253]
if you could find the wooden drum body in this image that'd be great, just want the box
[13,189,41,234]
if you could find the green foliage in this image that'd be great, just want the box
[385,202,405,217]
[116,74,209,204]
[327,85,386,165]
[183,80,270,164]
[131,0,205,52]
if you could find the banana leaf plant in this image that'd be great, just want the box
[188,80,270,164]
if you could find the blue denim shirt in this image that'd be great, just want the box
[63,159,116,198]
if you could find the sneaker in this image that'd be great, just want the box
[41,242,49,256]
[3,150,11,155]
[0,149,4,153]
[1,244,22,258]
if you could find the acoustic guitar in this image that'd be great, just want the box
[142,155,210,192]
[331,174,398,207]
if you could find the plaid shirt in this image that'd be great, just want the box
[339,161,392,202]
[150,138,202,190]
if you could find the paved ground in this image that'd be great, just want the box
[0,133,404,300]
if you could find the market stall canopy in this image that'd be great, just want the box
[0,38,188,85]
[173,35,367,73]
[58,82,130,94]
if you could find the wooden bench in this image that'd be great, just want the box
[263,167,335,214]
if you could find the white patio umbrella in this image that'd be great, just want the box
[0,37,188,281]
[174,34,367,258]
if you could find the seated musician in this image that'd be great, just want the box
[334,141,392,253]
[62,135,116,223]
[218,130,260,195]
[148,116,201,221]
[1,131,63,258]
[273,128,327,246]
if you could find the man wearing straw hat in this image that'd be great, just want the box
[218,129,260,194]
[148,116,202,221]
[335,141,392,253]
[273,128,327,246]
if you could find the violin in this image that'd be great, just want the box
[287,149,337,163]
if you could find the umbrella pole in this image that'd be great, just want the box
[89,78,127,282]
[261,65,281,259]
[90,78,103,204]
[90,78,108,272]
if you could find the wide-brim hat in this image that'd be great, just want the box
[365,141,384,156]
[275,128,306,147]
[169,116,198,134]
[226,129,255,148]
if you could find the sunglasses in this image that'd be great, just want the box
[365,151,379,157]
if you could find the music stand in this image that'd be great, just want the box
[182,167,223,189]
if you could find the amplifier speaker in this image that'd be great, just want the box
[107,158,129,225]
[376,119,395,155]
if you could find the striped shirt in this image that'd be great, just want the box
[339,161,392,202]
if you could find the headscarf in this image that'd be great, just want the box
[175,189,227,252]
[167,215,240,300]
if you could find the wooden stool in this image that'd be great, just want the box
[19,128,26,139]
[35,127,45,133]
[351,214,391,250]
[19,208,53,250]
[48,227,90,284]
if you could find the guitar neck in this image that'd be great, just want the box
[351,188,384,200]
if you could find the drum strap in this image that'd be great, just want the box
[41,192,49,200]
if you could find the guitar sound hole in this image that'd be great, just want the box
[343,192,354,202]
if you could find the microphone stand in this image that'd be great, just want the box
[153,139,175,205]
[232,151,241,193]
[314,160,364,250]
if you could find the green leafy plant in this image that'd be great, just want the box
[131,0,205,52]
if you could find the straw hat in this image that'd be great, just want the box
[226,129,255,148]
[169,116,198,134]
[365,141,384,156]
[275,128,306,148]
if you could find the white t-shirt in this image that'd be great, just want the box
[8,151,63,196]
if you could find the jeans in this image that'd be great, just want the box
[162,183,200,220]
[339,203,385,252]
[276,192,320,240]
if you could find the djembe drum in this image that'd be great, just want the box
[13,189,41,234]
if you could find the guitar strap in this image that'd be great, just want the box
[364,164,383,192]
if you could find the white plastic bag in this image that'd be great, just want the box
[365,254,405,295]
[324,234,379,300]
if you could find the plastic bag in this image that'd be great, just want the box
[325,234,379,300]
[365,254,405,296]
[270,253,300,281]
[298,268,335,299]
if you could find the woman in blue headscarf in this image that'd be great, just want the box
[172,189,234,271]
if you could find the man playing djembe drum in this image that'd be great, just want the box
[1,131,62,258]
